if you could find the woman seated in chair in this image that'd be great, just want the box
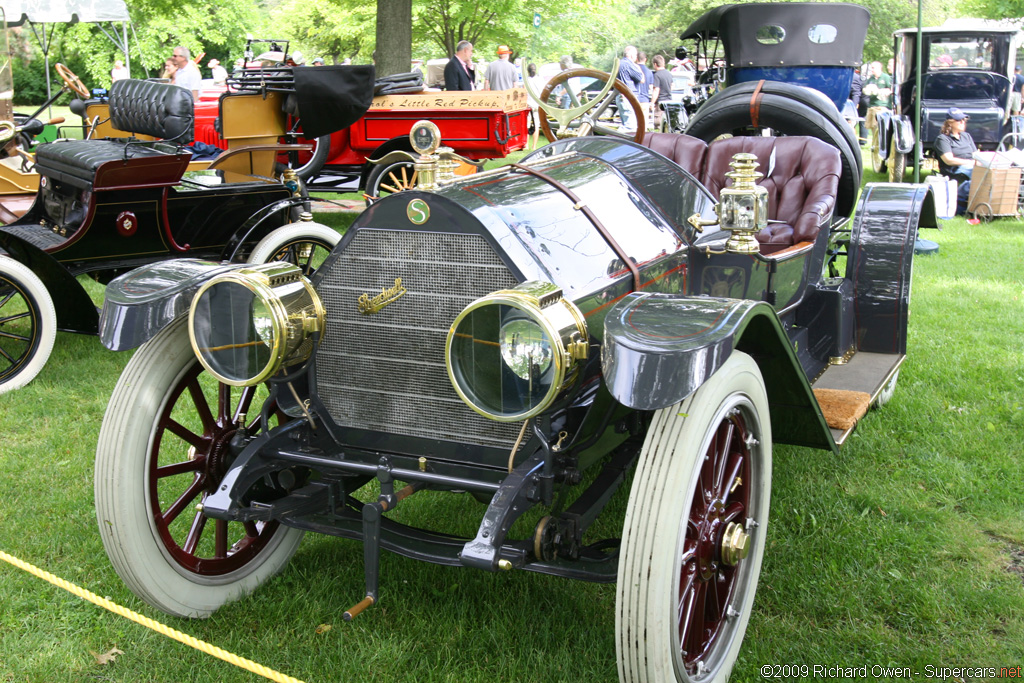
[934,107,977,215]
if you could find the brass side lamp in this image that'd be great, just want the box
[719,153,768,254]
[687,152,768,255]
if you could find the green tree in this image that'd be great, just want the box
[413,0,640,67]
[270,0,375,65]
[50,0,270,88]
[963,0,1024,22]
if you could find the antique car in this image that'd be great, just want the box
[0,66,362,393]
[92,114,935,680]
[675,2,869,217]
[188,38,531,196]
[872,23,1024,182]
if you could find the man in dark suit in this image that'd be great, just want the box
[444,41,475,91]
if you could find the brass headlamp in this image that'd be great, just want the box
[189,262,325,386]
[446,282,589,422]
[688,152,769,254]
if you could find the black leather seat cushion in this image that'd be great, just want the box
[34,79,195,187]
[35,141,184,188]
[108,79,194,142]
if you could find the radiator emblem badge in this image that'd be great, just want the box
[358,278,407,315]
[407,198,430,225]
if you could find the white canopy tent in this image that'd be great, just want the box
[2,0,133,103]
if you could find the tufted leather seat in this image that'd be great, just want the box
[107,78,195,142]
[640,133,841,254]
[641,132,708,178]
[701,137,840,253]
[35,79,195,189]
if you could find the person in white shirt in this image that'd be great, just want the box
[525,62,546,150]
[208,59,228,85]
[111,59,129,83]
[171,46,202,98]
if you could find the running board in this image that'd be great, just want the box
[812,352,904,446]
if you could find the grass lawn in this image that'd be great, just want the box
[0,147,1022,681]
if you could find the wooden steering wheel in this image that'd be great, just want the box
[55,63,90,98]
[533,67,646,145]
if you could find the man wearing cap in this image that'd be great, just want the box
[485,45,517,90]
[444,41,475,91]
[208,59,227,85]
[312,57,325,66]
[935,107,977,214]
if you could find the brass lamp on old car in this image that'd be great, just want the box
[189,262,325,386]
[689,152,769,254]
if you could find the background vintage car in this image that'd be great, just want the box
[873,23,1024,183]
[0,70,357,394]
[676,2,869,219]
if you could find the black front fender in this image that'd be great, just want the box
[98,258,249,351]
[894,115,915,154]
[602,294,836,452]
[0,230,98,334]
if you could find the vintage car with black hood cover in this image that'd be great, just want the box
[93,118,935,680]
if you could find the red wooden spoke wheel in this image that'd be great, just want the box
[149,362,281,575]
[677,411,752,668]
[95,318,305,618]
[616,351,771,682]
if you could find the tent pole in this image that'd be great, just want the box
[913,0,923,183]
[123,22,130,76]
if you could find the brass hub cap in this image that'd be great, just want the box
[719,522,750,566]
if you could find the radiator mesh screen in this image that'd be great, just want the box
[315,229,523,448]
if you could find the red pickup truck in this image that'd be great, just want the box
[193,82,531,195]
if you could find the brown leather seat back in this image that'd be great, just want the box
[640,132,708,178]
[703,137,841,251]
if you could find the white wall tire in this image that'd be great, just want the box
[0,256,56,394]
[95,317,304,618]
[246,222,341,275]
[616,351,772,682]
[873,368,900,409]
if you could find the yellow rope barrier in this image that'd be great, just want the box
[0,549,307,683]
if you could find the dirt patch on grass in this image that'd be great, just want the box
[1007,545,1024,588]
[984,532,1024,588]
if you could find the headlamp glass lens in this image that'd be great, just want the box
[191,280,274,384]
[449,303,556,419]
[500,317,553,379]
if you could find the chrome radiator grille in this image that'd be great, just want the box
[315,228,523,448]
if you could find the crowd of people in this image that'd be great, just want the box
[437,41,683,140]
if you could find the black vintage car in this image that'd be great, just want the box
[0,69,369,393]
[874,24,1024,181]
[92,120,935,680]
[677,2,869,218]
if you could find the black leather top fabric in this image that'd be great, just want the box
[293,65,375,138]
[108,79,195,142]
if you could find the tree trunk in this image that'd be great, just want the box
[376,0,412,77]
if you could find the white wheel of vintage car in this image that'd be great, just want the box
[616,350,771,682]
[95,317,305,618]
[246,222,341,274]
[887,137,906,183]
[873,368,900,408]
[0,256,56,394]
